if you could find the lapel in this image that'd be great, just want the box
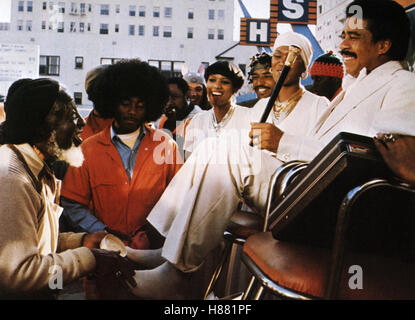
[315,61,402,138]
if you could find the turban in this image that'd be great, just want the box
[273,31,313,69]
[3,78,60,144]
[310,51,344,79]
[204,60,245,91]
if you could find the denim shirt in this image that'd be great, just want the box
[110,125,146,180]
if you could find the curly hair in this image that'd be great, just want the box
[93,59,169,122]
[247,52,272,84]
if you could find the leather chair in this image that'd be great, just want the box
[203,160,308,299]
[241,178,415,299]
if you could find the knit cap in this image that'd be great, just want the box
[310,51,344,79]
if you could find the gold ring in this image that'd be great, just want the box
[382,133,398,143]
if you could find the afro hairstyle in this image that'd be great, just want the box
[93,59,169,122]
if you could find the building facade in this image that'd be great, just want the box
[0,0,258,107]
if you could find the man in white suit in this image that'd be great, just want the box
[127,0,415,299]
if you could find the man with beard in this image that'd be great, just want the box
[60,59,182,251]
[248,52,275,100]
[154,77,202,157]
[0,78,135,299]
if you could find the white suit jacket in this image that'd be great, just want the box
[277,61,415,162]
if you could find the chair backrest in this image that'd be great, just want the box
[327,179,415,299]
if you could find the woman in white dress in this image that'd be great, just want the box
[182,60,250,160]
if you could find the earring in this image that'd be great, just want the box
[301,72,309,80]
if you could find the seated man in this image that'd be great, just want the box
[127,0,415,299]
[60,60,182,250]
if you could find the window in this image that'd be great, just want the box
[129,5,136,16]
[18,1,24,12]
[129,25,135,35]
[139,6,146,17]
[115,24,119,33]
[26,20,32,31]
[187,27,193,39]
[188,9,194,19]
[58,2,65,13]
[17,20,23,31]
[27,1,33,12]
[208,29,214,40]
[148,60,185,78]
[208,9,215,20]
[79,22,84,32]
[153,7,160,17]
[42,2,47,10]
[74,92,82,105]
[101,58,121,65]
[41,21,46,30]
[80,3,86,14]
[49,2,54,10]
[88,4,92,12]
[100,23,109,34]
[163,26,172,38]
[100,4,109,15]
[218,29,224,40]
[87,23,91,31]
[218,9,224,20]
[115,4,120,13]
[138,25,145,36]
[70,21,76,32]
[153,26,159,37]
[164,7,172,18]
[57,21,64,32]
[39,55,60,76]
[75,56,83,69]
[70,2,77,14]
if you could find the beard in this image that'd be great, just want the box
[55,144,84,168]
[37,130,84,168]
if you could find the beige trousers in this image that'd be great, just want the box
[147,136,283,272]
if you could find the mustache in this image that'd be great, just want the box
[254,85,272,90]
[339,50,357,58]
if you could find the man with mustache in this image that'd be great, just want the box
[124,0,415,299]
[60,60,182,253]
[248,52,275,100]
[0,78,135,299]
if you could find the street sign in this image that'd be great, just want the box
[240,0,316,46]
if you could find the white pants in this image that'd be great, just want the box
[147,135,283,272]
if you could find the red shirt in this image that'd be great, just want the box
[80,112,113,141]
[61,124,182,249]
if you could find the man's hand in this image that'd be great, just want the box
[374,134,415,185]
[82,230,108,249]
[250,122,284,153]
[90,248,137,289]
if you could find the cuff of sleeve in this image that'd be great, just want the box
[58,232,87,251]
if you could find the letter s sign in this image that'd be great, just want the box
[278,0,309,23]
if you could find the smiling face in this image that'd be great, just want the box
[251,68,275,99]
[339,17,388,76]
[206,74,235,109]
[113,97,146,134]
[187,82,204,106]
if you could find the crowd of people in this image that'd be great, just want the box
[0,0,414,300]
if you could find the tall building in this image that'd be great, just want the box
[315,0,352,53]
[0,0,258,107]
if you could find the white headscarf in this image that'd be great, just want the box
[272,31,313,70]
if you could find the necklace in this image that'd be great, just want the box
[272,88,304,125]
[211,104,235,133]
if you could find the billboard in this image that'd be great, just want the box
[0,42,39,95]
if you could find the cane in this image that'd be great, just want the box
[259,46,302,123]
